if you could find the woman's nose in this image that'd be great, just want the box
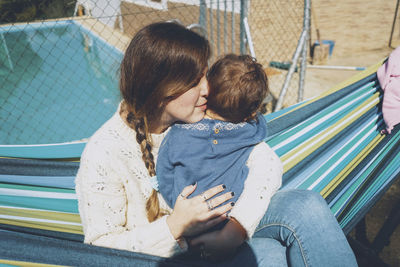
[201,81,209,97]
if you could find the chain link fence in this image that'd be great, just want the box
[0,0,307,145]
[249,0,306,112]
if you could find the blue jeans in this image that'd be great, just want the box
[182,189,358,267]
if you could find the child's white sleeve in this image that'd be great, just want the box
[228,142,282,238]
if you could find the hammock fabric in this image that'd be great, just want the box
[1,61,399,266]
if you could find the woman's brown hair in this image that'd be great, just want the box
[207,54,268,123]
[119,22,210,222]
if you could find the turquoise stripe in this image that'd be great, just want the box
[281,117,376,189]
[0,142,85,159]
[0,263,18,267]
[298,118,380,190]
[0,183,75,194]
[340,153,400,227]
[313,130,378,193]
[0,195,78,213]
[331,150,382,216]
[264,100,306,122]
[349,136,400,211]
[267,84,377,154]
[264,80,375,125]
[315,119,381,192]
[331,153,378,217]
[332,129,400,217]
[327,134,383,209]
[0,174,75,189]
[271,109,343,157]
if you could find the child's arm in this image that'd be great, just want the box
[228,142,283,239]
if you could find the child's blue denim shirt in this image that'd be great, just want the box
[156,113,268,209]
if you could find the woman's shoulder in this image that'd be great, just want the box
[83,111,139,159]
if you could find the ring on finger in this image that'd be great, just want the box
[206,200,213,211]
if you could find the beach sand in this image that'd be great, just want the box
[305,1,400,266]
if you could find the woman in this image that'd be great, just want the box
[75,22,357,266]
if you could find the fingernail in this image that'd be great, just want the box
[222,184,226,189]
[231,192,235,197]
[231,202,235,206]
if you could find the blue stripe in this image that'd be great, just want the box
[264,100,306,122]
[0,174,75,190]
[297,118,380,190]
[267,82,377,152]
[0,142,85,159]
[0,195,78,213]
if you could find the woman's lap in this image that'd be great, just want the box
[175,189,357,267]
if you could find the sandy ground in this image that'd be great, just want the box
[304,0,398,98]
[304,1,400,266]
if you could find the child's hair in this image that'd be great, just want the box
[206,54,268,123]
[119,22,210,222]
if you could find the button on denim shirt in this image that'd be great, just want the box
[157,113,268,209]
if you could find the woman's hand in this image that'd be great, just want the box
[166,183,234,239]
[189,218,247,261]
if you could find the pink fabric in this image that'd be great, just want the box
[377,46,400,134]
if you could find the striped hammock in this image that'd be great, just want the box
[1,61,399,266]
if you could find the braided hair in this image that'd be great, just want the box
[119,22,210,222]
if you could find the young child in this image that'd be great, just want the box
[156,54,282,236]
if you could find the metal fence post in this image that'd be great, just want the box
[298,0,311,102]
[199,0,207,36]
[217,0,221,56]
[389,0,400,48]
[231,0,235,53]
[209,0,214,51]
[240,0,248,54]
[224,0,227,54]
[243,17,255,58]
[274,30,307,111]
